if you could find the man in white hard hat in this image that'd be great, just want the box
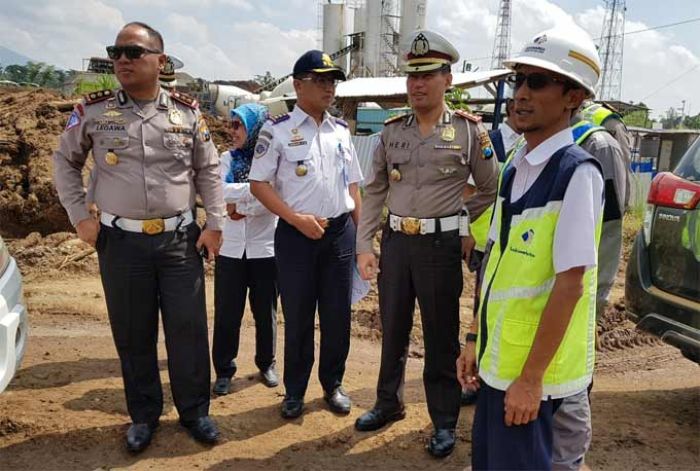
[456,26,604,470]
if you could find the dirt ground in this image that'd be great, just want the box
[1,87,698,469]
[1,231,699,470]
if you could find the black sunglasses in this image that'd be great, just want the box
[106,45,162,60]
[506,72,568,90]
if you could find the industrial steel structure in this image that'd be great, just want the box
[597,0,626,100]
[490,0,512,70]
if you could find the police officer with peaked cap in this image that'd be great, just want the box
[249,50,363,420]
[355,29,499,458]
[53,22,225,452]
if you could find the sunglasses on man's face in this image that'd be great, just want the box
[506,72,568,91]
[106,45,162,60]
[229,120,244,131]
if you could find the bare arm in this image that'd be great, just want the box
[349,182,361,227]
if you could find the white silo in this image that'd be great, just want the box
[364,0,383,76]
[323,3,346,54]
[400,0,428,41]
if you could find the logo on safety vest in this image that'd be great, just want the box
[521,229,535,245]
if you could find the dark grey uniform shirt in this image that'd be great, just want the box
[53,88,225,230]
[357,107,499,253]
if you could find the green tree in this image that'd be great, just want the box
[661,107,683,129]
[682,113,700,130]
[446,87,471,111]
[73,74,119,95]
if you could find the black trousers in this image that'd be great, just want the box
[212,254,277,379]
[375,226,463,429]
[274,213,355,398]
[96,222,210,424]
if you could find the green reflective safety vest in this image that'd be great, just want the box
[470,123,603,252]
[476,144,603,397]
[581,103,621,128]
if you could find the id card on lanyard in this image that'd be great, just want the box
[337,142,349,188]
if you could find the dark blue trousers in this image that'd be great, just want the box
[472,382,562,471]
[274,213,355,398]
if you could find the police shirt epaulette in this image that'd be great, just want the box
[170,90,199,109]
[454,110,482,123]
[384,114,406,125]
[84,89,114,105]
[334,117,349,128]
[268,113,290,125]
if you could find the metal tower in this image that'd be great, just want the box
[490,0,512,69]
[597,0,626,100]
[379,0,401,76]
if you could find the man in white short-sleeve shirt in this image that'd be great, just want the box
[457,27,605,471]
[250,50,362,421]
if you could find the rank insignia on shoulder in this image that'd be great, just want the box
[84,89,113,105]
[333,117,349,128]
[455,110,482,123]
[384,114,406,125]
[268,113,290,125]
[170,90,199,109]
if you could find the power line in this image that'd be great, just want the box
[595,16,700,40]
[640,63,700,101]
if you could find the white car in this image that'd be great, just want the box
[0,235,28,392]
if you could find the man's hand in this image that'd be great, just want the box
[456,341,479,390]
[76,218,100,247]
[461,235,475,260]
[504,375,543,427]
[196,228,222,262]
[226,203,245,221]
[292,213,325,240]
[357,252,379,280]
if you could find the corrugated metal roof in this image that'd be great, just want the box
[351,134,381,186]
[336,69,511,100]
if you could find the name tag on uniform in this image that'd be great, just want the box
[166,126,193,135]
[288,140,308,147]
[434,144,462,150]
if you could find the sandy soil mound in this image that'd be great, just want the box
[0,87,234,239]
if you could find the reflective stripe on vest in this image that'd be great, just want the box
[581,103,620,128]
[476,144,603,397]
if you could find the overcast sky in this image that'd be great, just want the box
[0,0,697,118]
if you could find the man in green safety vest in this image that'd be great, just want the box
[457,26,605,470]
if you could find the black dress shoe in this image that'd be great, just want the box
[460,388,479,406]
[324,387,351,414]
[212,377,231,396]
[180,416,220,444]
[260,366,279,388]
[354,407,406,431]
[427,428,456,458]
[126,421,158,453]
[281,396,304,419]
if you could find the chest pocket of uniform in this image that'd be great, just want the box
[163,133,194,164]
[434,149,467,180]
[386,147,411,166]
[283,145,316,178]
[94,135,129,166]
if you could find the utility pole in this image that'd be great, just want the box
[597,0,626,100]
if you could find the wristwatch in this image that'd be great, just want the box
[465,332,478,343]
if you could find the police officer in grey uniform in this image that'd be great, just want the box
[53,22,224,452]
[250,50,363,420]
[355,30,499,458]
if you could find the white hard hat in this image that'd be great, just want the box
[504,27,601,97]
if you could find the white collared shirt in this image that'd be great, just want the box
[249,105,363,218]
[499,121,521,154]
[488,127,604,273]
[219,150,277,259]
